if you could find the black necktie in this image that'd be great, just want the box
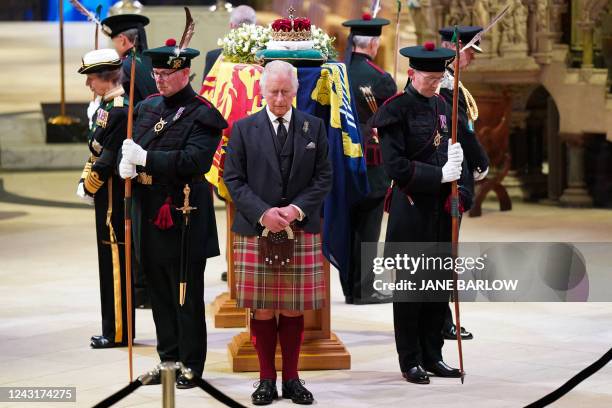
[276,117,287,148]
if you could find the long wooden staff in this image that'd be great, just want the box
[124,46,137,382]
[450,26,465,384]
[393,0,401,81]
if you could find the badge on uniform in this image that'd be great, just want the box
[91,139,103,154]
[154,117,167,133]
[96,110,109,128]
[433,132,442,147]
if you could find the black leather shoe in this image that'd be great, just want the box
[141,370,161,385]
[442,324,474,340]
[176,373,196,389]
[251,379,278,406]
[344,296,354,304]
[402,366,430,384]
[90,336,124,349]
[425,361,462,378]
[282,378,314,404]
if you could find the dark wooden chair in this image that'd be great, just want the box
[468,93,513,217]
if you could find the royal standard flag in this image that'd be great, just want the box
[297,63,370,284]
[200,61,264,200]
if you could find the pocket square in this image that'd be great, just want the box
[305,142,316,149]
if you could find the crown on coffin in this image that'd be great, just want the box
[270,6,312,41]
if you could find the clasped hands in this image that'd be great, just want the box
[261,206,300,233]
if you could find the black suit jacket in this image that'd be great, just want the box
[224,108,333,236]
[202,48,222,80]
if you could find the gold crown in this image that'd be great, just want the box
[270,6,312,41]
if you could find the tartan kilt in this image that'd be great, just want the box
[233,229,326,311]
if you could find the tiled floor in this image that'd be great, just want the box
[0,171,611,407]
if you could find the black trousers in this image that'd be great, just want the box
[344,195,385,299]
[94,178,134,344]
[143,256,207,376]
[393,301,446,371]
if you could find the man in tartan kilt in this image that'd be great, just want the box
[224,60,332,405]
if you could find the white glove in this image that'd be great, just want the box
[473,167,489,181]
[122,139,147,166]
[447,141,464,165]
[76,182,94,205]
[441,161,462,183]
[87,96,101,129]
[119,158,137,179]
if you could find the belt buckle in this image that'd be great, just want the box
[137,172,153,185]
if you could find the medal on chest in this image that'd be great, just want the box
[434,114,448,148]
[154,117,167,133]
[96,110,109,128]
[154,106,186,134]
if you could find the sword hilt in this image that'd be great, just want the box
[177,183,197,215]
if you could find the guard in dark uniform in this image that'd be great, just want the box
[439,26,490,341]
[101,14,158,106]
[342,14,397,304]
[119,38,227,388]
[370,42,473,384]
[101,13,158,308]
[76,49,133,349]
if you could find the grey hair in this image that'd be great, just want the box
[230,5,256,27]
[353,35,379,49]
[120,28,139,44]
[260,60,299,93]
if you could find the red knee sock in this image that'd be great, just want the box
[250,317,278,380]
[278,314,304,382]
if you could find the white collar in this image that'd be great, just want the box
[103,85,125,102]
[266,105,292,125]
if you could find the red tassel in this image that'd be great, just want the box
[365,139,383,166]
[383,186,393,213]
[153,197,174,230]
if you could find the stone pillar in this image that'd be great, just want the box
[578,21,595,68]
[549,0,568,45]
[559,133,593,207]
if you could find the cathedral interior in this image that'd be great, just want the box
[0,1,610,407]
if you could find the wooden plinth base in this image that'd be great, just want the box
[228,331,351,372]
[210,292,247,328]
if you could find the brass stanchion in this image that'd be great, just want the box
[48,0,79,126]
[109,0,144,16]
[160,362,176,408]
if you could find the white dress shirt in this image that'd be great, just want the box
[265,105,292,134]
[259,106,304,225]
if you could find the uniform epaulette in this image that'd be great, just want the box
[195,95,212,108]
[366,59,386,75]
[382,92,403,106]
[145,93,161,100]
[113,95,124,107]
